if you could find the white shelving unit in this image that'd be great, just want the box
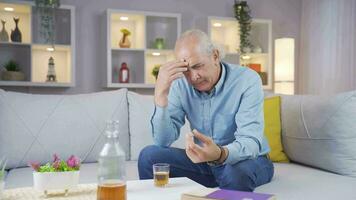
[208,16,273,90]
[105,9,181,88]
[0,1,75,87]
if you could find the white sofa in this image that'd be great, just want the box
[1,88,356,199]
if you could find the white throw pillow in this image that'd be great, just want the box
[281,90,356,177]
[128,91,190,160]
[0,89,129,169]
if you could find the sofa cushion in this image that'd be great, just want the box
[127,92,190,160]
[0,89,129,170]
[280,90,356,177]
[264,96,289,162]
[255,163,356,200]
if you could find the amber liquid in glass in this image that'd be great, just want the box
[154,171,169,187]
[97,183,126,200]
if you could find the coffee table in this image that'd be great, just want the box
[2,177,205,200]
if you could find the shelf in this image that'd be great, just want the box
[0,43,31,82]
[249,21,270,54]
[0,41,31,46]
[110,12,145,49]
[111,49,145,84]
[0,80,73,87]
[145,49,174,84]
[105,9,181,88]
[209,18,239,54]
[31,44,71,83]
[208,17,273,90]
[146,15,178,49]
[0,2,31,43]
[111,47,145,52]
[32,7,71,45]
[0,2,75,87]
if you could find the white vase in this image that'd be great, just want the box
[33,171,79,195]
[242,46,251,53]
[253,46,262,53]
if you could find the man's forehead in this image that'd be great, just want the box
[183,56,201,62]
[175,51,203,62]
[175,40,201,57]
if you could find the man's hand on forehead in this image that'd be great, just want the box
[181,58,200,70]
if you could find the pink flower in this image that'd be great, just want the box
[53,154,60,163]
[52,160,60,170]
[66,155,80,168]
[29,161,40,172]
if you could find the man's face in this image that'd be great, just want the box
[175,39,220,92]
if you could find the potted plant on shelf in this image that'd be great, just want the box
[151,64,161,80]
[34,0,60,46]
[0,158,7,198]
[1,60,25,81]
[30,154,81,196]
[234,0,252,54]
[119,28,131,48]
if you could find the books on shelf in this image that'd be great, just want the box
[181,187,275,200]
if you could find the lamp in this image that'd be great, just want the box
[274,38,295,94]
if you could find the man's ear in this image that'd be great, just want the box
[212,49,220,64]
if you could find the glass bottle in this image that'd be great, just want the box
[97,121,126,200]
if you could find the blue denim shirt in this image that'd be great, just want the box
[150,62,270,165]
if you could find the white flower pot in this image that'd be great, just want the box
[33,171,79,195]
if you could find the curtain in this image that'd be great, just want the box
[298,0,356,94]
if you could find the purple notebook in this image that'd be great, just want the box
[206,189,274,200]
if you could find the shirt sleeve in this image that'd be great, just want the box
[150,81,186,147]
[224,75,266,165]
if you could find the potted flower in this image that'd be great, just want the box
[151,64,161,80]
[29,154,81,196]
[0,158,7,198]
[119,28,131,48]
[1,60,25,81]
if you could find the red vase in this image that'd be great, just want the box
[119,62,129,83]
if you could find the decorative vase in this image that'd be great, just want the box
[119,62,130,83]
[154,38,165,49]
[10,17,22,43]
[46,57,57,82]
[119,33,131,48]
[1,71,25,81]
[253,46,262,53]
[33,171,80,196]
[0,20,9,42]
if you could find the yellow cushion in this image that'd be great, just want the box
[264,96,289,162]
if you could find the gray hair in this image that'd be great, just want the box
[176,29,225,60]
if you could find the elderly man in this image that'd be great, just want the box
[138,29,274,191]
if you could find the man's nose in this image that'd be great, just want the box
[190,70,200,82]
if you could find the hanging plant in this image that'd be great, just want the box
[34,0,61,46]
[234,0,252,54]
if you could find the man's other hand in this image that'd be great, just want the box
[185,129,221,163]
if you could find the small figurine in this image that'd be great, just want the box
[46,57,57,82]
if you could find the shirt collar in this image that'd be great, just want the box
[213,62,226,96]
